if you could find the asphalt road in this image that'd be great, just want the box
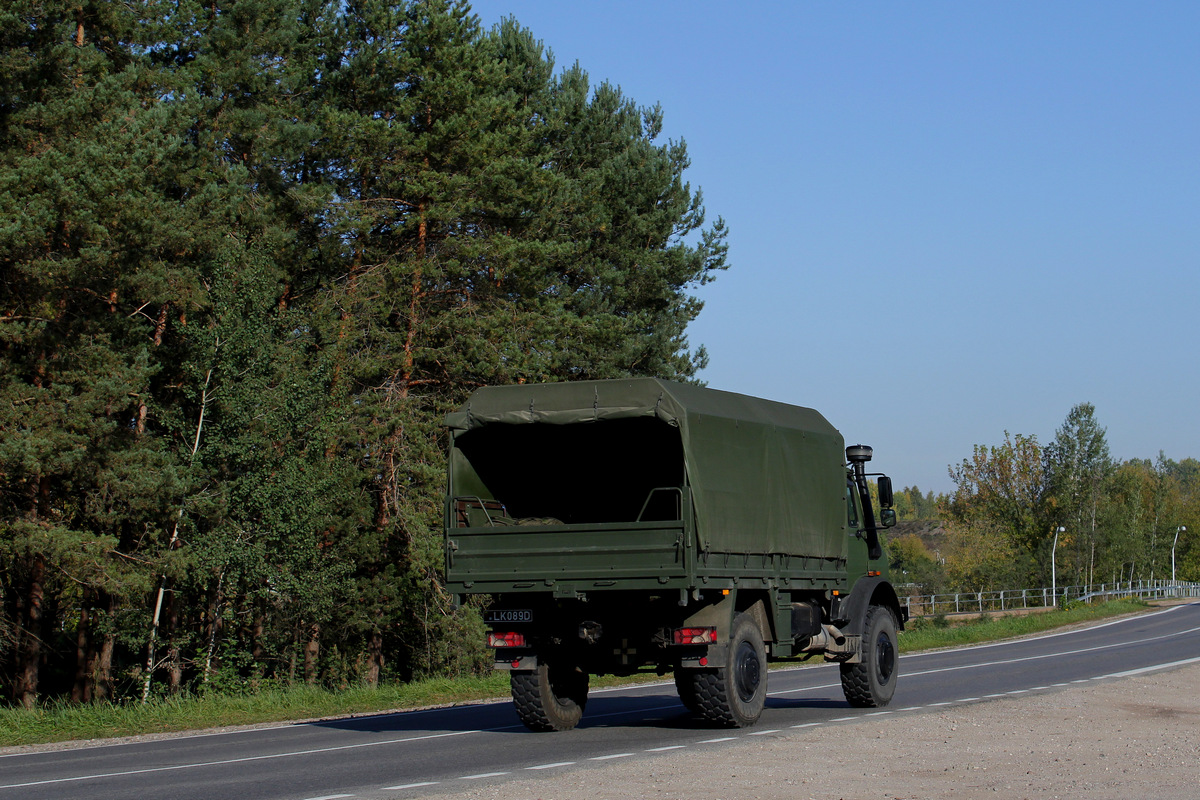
[4,602,1200,800]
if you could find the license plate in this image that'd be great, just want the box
[485,609,532,623]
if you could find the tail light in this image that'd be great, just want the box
[672,627,717,645]
[487,631,526,648]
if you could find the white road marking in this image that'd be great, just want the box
[460,771,509,780]
[747,729,782,735]
[526,762,575,770]
[646,745,686,752]
[903,624,1200,682]
[1107,655,1200,678]
[381,783,439,790]
[769,680,842,696]
[0,730,480,790]
[590,753,633,760]
[897,603,1191,659]
[304,795,354,800]
[698,737,738,743]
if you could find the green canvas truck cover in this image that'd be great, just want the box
[445,378,849,560]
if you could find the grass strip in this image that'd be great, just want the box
[897,597,1148,652]
[0,674,511,748]
[0,598,1153,748]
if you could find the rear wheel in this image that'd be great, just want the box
[691,612,767,727]
[840,604,898,707]
[511,662,589,731]
[674,669,699,712]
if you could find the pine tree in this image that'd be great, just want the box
[140,0,354,692]
[0,0,197,705]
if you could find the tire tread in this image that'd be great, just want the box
[840,604,898,708]
[510,665,587,732]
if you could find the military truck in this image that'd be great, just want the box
[443,378,903,731]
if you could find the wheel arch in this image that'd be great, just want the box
[838,577,905,635]
[737,591,774,644]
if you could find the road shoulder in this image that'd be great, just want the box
[410,661,1200,800]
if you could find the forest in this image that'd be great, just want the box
[2,0,1195,712]
[0,0,728,708]
[888,403,1199,598]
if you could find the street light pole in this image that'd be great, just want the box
[1052,526,1065,604]
[1173,526,1186,584]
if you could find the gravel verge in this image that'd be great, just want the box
[412,662,1200,800]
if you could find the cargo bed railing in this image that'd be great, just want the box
[637,487,683,522]
[453,496,513,527]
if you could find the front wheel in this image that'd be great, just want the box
[511,662,589,731]
[690,612,767,727]
[840,604,898,707]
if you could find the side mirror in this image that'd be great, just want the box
[879,507,897,529]
[877,476,894,508]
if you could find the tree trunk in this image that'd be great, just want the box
[303,623,320,685]
[251,610,266,663]
[71,597,93,703]
[143,368,210,701]
[288,627,298,685]
[367,630,384,688]
[152,302,170,346]
[14,553,47,710]
[166,591,182,694]
[202,569,225,685]
[90,591,116,702]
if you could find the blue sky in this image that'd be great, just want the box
[468,1,1200,493]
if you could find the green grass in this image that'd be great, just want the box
[0,598,1153,748]
[0,674,511,748]
[897,597,1148,651]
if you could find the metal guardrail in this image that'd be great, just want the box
[902,580,1200,618]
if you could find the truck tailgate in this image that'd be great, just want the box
[446,521,688,593]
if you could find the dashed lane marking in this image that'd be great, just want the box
[0,730,482,791]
